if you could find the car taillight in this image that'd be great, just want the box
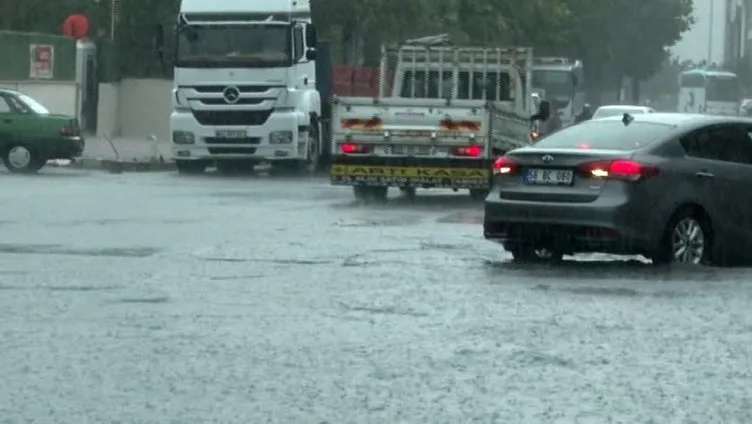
[492,155,520,175]
[577,159,659,181]
[451,145,482,157]
[60,126,73,136]
[340,143,370,154]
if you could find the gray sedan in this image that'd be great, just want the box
[483,113,752,265]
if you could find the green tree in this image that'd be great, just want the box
[562,0,694,103]
[610,0,694,102]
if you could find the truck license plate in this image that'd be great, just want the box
[215,129,246,138]
[391,145,431,155]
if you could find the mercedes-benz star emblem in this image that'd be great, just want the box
[542,154,554,163]
[222,86,240,104]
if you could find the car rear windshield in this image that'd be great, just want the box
[534,120,674,150]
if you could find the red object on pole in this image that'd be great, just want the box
[62,14,89,39]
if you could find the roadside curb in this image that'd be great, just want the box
[47,159,176,172]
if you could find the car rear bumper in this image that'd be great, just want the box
[46,136,85,159]
[483,194,658,254]
[329,155,491,189]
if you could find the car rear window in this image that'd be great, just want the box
[534,120,674,150]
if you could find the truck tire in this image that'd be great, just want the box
[2,144,46,173]
[303,117,321,174]
[269,118,321,176]
[176,159,207,175]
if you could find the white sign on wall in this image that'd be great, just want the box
[29,44,54,79]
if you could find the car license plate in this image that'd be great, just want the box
[524,168,573,185]
[215,129,246,138]
[391,145,431,155]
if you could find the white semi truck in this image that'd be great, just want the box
[168,0,325,174]
[328,36,548,201]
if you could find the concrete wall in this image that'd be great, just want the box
[0,81,78,117]
[96,78,172,142]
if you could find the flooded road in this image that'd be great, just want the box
[1,169,751,423]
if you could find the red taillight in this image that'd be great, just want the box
[60,126,73,136]
[577,159,658,181]
[340,143,370,154]
[492,155,520,175]
[451,145,482,157]
[341,118,382,128]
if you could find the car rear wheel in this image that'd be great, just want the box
[508,244,564,263]
[3,144,46,173]
[652,211,711,265]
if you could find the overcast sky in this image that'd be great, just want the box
[671,0,727,64]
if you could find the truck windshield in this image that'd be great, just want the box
[532,70,573,100]
[176,24,291,68]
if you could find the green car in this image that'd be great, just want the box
[0,89,85,173]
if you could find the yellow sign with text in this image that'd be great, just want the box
[330,165,489,179]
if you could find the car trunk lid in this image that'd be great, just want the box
[498,148,633,202]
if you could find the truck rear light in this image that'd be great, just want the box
[492,155,520,175]
[577,159,659,181]
[440,119,481,131]
[451,145,482,157]
[340,143,371,154]
[340,118,382,129]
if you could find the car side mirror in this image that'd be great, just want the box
[305,49,316,61]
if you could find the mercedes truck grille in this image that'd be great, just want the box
[191,110,273,126]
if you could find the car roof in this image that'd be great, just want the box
[0,88,22,96]
[595,105,650,111]
[682,69,736,78]
[594,112,752,127]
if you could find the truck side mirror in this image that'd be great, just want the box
[305,25,317,47]
[531,100,551,121]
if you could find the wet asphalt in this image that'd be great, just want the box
[1,167,752,423]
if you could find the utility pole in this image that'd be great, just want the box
[708,0,714,64]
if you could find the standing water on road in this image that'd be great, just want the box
[1,170,751,422]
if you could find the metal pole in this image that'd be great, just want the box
[708,0,714,64]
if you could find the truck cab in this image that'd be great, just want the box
[170,0,323,174]
[532,57,585,127]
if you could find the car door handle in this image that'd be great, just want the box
[2,119,11,123]
[695,171,714,178]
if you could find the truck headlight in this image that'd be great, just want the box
[172,131,195,144]
[270,131,293,144]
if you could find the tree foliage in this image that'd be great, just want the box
[0,0,694,93]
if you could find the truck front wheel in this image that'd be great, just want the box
[303,118,321,174]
